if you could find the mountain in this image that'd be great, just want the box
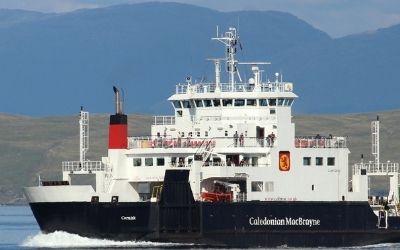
[1,110,400,204]
[0,2,398,116]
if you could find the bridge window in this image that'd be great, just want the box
[287,98,294,106]
[172,100,181,108]
[251,181,263,192]
[316,157,323,166]
[222,99,233,106]
[303,157,311,166]
[182,100,192,108]
[213,99,221,107]
[235,99,245,106]
[269,98,277,106]
[259,99,268,106]
[327,157,335,166]
[247,99,257,106]
[278,98,285,106]
[195,99,203,107]
[157,158,165,166]
[265,181,274,192]
[133,158,142,167]
[145,158,153,166]
[204,99,212,107]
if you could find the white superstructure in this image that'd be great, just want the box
[25,27,398,215]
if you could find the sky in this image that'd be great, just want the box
[0,0,399,38]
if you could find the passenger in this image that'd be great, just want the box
[177,132,182,147]
[267,132,276,146]
[178,158,184,167]
[227,158,232,166]
[239,133,244,147]
[233,131,239,147]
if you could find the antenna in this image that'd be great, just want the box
[212,27,239,89]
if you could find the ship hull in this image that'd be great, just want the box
[29,201,400,247]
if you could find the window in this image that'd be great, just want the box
[222,99,233,106]
[259,99,268,106]
[157,158,165,166]
[204,99,212,107]
[251,157,258,166]
[316,157,323,166]
[287,98,294,106]
[251,181,263,192]
[213,99,221,107]
[268,98,276,106]
[225,131,228,136]
[182,100,191,108]
[205,131,208,137]
[133,158,142,166]
[327,157,335,166]
[181,132,185,137]
[235,99,245,106]
[270,109,276,114]
[312,184,315,191]
[196,131,200,137]
[172,100,181,108]
[145,158,153,166]
[171,157,177,166]
[303,157,311,166]
[247,99,257,106]
[265,182,274,192]
[195,100,203,107]
[278,98,285,106]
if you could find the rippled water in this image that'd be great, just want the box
[1,205,400,249]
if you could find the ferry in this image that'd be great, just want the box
[24,27,400,247]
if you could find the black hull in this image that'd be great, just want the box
[29,201,400,247]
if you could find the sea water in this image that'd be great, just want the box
[1,205,400,249]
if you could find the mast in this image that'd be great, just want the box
[371,116,379,166]
[212,27,239,89]
[79,107,89,164]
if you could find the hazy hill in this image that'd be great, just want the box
[0,2,398,116]
[1,110,399,204]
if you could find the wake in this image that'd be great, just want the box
[21,231,188,248]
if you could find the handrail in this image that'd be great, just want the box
[128,136,275,149]
[353,162,399,175]
[62,161,105,172]
[175,82,293,94]
[295,136,347,148]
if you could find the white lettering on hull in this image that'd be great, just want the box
[121,216,136,221]
[249,217,320,227]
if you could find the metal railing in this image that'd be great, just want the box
[153,116,175,125]
[175,82,293,94]
[295,136,347,148]
[353,162,399,175]
[196,115,276,123]
[128,136,275,149]
[62,161,105,172]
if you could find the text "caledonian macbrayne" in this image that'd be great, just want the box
[249,217,321,227]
